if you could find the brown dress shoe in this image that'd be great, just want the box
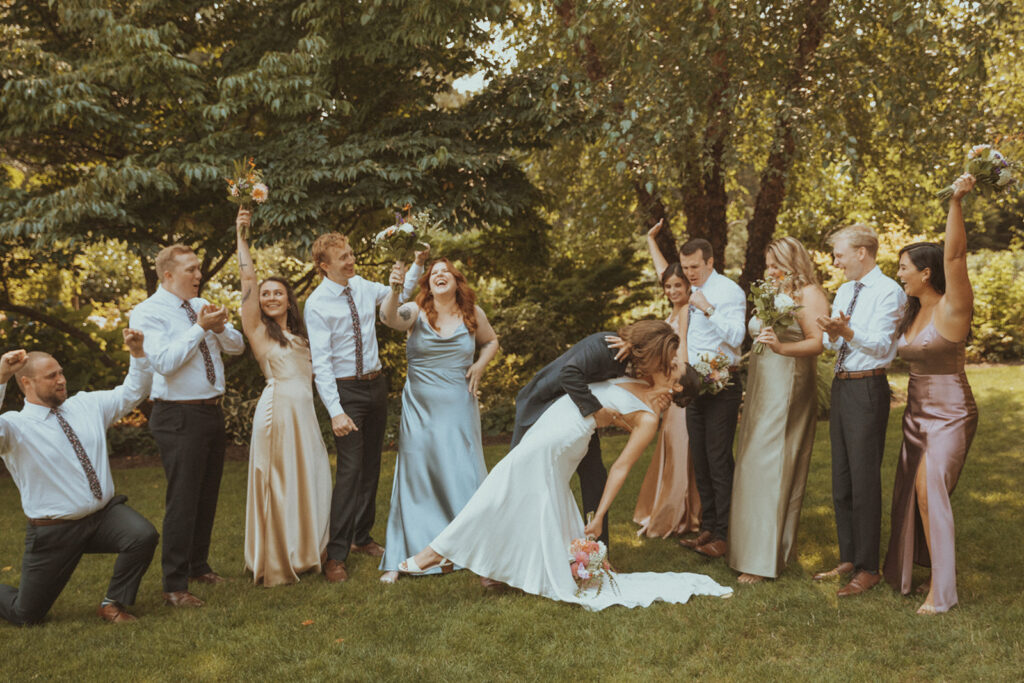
[812,562,854,581]
[162,591,205,608]
[324,559,349,583]
[679,530,713,550]
[837,570,881,597]
[695,538,728,558]
[350,541,385,558]
[190,572,227,585]
[97,602,138,623]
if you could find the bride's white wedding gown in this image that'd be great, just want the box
[429,379,733,610]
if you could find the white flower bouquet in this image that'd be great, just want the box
[569,528,618,597]
[748,276,802,354]
[937,144,1017,200]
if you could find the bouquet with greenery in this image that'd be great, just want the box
[937,145,1017,200]
[225,158,269,220]
[693,351,732,394]
[372,207,433,292]
[748,276,802,354]
[569,514,618,597]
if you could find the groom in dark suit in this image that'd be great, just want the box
[511,321,700,547]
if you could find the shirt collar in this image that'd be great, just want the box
[856,266,883,287]
[22,400,56,423]
[155,284,187,306]
[320,276,361,296]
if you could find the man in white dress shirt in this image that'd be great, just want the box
[0,330,159,624]
[129,245,245,607]
[814,224,906,597]
[305,234,422,582]
[677,238,747,559]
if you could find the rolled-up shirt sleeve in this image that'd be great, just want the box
[849,287,905,358]
[214,323,246,356]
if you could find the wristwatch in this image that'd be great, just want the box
[703,304,716,318]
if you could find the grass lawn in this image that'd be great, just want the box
[1,365,1022,681]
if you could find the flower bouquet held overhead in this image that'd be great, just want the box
[748,276,802,354]
[937,144,1017,201]
[226,158,268,237]
[372,205,436,292]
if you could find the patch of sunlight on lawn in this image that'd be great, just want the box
[966,490,1024,506]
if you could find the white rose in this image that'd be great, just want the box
[774,292,796,310]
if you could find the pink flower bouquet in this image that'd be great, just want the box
[568,535,618,597]
[693,350,732,394]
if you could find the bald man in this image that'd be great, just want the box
[0,330,158,625]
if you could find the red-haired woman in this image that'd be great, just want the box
[377,258,500,583]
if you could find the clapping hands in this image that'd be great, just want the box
[198,304,229,333]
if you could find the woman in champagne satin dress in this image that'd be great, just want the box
[883,174,979,614]
[633,220,701,538]
[728,237,829,583]
[236,209,331,586]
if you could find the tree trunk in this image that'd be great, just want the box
[741,0,833,292]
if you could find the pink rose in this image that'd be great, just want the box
[574,551,588,564]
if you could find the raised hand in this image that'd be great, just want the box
[389,262,408,289]
[123,328,146,357]
[198,304,228,333]
[0,349,28,383]
[647,218,664,238]
[414,244,431,266]
[951,173,976,201]
[235,207,252,234]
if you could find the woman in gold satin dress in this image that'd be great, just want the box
[632,220,701,538]
[236,208,331,586]
[883,173,978,614]
[728,237,829,584]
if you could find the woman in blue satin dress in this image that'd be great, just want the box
[377,258,500,583]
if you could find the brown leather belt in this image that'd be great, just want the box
[835,368,887,380]
[338,370,382,381]
[155,397,222,406]
[28,517,77,527]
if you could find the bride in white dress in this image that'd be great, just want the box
[400,325,733,610]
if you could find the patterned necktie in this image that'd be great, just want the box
[342,286,365,378]
[181,300,217,385]
[835,281,866,374]
[51,408,103,500]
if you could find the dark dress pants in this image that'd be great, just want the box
[327,375,388,562]
[149,402,226,592]
[829,375,890,573]
[686,381,742,541]
[0,497,158,625]
[511,421,609,547]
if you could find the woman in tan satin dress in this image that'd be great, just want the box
[633,219,701,538]
[236,209,331,586]
[728,237,829,583]
[883,174,979,614]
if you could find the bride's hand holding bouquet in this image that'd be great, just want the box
[748,275,801,354]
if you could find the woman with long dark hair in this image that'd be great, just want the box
[883,173,979,614]
[633,219,701,539]
[377,257,499,583]
[236,208,331,586]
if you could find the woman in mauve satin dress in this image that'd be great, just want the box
[882,173,979,614]
[632,219,701,539]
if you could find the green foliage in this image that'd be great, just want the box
[966,249,1024,361]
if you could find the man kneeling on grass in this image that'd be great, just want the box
[0,330,159,625]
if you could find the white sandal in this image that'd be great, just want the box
[398,556,454,575]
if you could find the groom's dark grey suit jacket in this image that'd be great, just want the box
[510,332,626,447]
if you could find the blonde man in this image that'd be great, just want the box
[129,244,245,608]
[814,224,906,597]
[304,233,423,583]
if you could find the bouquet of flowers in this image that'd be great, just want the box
[569,520,618,597]
[693,350,732,394]
[748,276,802,354]
[225,158,269,221]
[936,144,1017,200]
[372,206,435,292]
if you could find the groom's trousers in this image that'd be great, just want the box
[829,374,890,573]
[327,375,388,563]
[686,381,742,542]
